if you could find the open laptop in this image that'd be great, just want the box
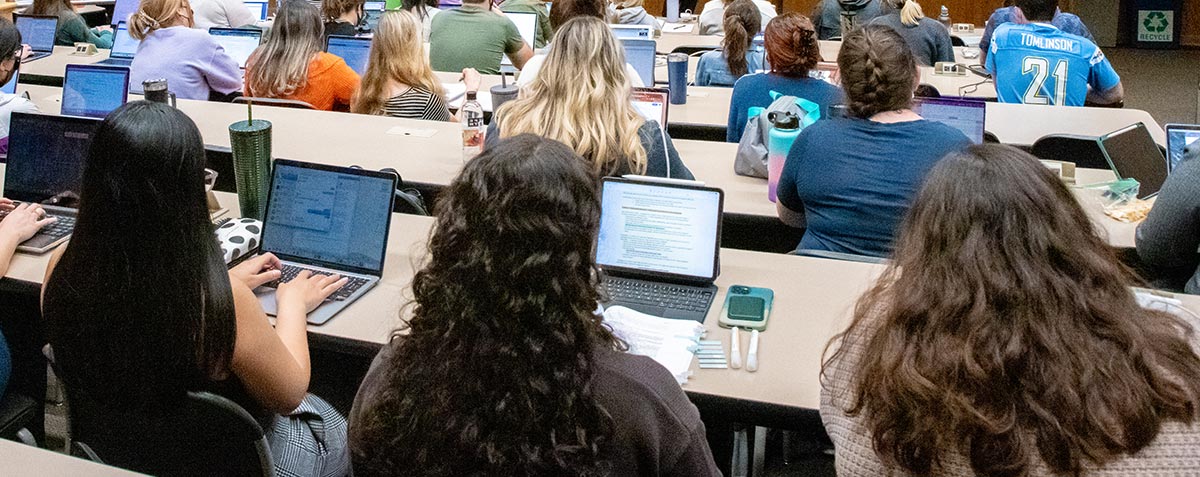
[1165,123,1200,172]
[632,87,668,126]
[500,11,536,72]
[209,27,263,69]
[95,22,139,66]
[62,64,130,119]
[245,1,269,21]
[1097,122,1168,200]
[1,112,101,253]
[621,39,656,86]
[1,61,18,95]
[110,0,139,25]
[253,159,397,325]
[596,177,723,322]
[912,97,987,144]
[325,35,371,76]
[361,1,385,31]
[610,24,653,40]
[13,14,57,63]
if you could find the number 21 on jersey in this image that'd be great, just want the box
[1022,57,1068,106]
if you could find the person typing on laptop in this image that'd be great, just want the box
[128,0,244,101]
[428,0,533,74]
[0,19,38,154]
[29,0,114,48]
[41,102,350,477]
[0,200,54,275]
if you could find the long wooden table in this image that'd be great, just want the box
[17,84,1146,249]
[0,439,145,476]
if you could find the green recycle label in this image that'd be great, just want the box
[1143,11,1169,33]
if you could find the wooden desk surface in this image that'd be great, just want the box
[19,46,110,81]
[0,439,146,476]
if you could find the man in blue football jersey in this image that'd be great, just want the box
[986,0,1123,107]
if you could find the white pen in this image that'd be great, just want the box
[746,329,760,372]
[729,327,742,369]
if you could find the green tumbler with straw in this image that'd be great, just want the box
[229,101,272,220]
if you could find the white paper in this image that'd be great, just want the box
[443,83,495,112]
[602,305,705,384]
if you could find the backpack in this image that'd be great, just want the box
[734,91,821,178]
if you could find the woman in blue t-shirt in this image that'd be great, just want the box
[694,0,762,87]
[725,12,843,142]
[776,24,970,258]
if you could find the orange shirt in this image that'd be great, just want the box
[245,52,360,111]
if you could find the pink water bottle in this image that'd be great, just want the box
[767,111,800,203]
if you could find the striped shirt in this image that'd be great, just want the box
[381,88,452,122]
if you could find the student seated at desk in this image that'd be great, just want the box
[428,0,533,75]
[30,0,114,48]
[191,0,260,30]
[401,0,441,41]
[1137,142,1200,295]
[488,18,693,180]
[0,198,55,407]
[128,0,244,101]
[695,0,763,88]
[353,10,480,121]
[245,0,361,111]
[986,0,1122,107]
[500,0,552,48]
[607,0,659,32]
[813,0,881,40]
[775,25,969,257]
[0,20,37,153]
[978,0,1094,65]
[349,134,719,476]
[517,0,645,87]
[822,145,1200,476]
[726,13,842,142]
[42,102,350,477]
[323,0,365,39]
[867,0,953,67]
[697,0,776,36]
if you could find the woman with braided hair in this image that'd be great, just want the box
[128,0,244,101]
[775,24,970,258]
[724,12,843,141]
[695,0,763,87]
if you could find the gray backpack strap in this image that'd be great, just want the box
[734,94,803,178]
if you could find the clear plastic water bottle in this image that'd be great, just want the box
[939,5,950,27]
[461,91,485,160]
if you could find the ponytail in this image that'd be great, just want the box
[899,0,924,26]
[720,0,761,77]
[128,0,186,40]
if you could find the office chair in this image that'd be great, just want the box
[1030,134,1110,170]
[951,35,966,47]
[794,249,890,265]
[0,393,39,446]
[233,97,316,110]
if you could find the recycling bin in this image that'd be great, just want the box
[1131,0,1183,49]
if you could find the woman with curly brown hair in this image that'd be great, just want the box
[347,134,719,476]
[774,24,969,257]
[725,12,843,141]
[821,144,1200,476]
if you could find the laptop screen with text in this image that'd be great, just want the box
[261,161,395,274]
[621,39,655,86]
[14,15,56,52]
[4,113,100,205]
[326,35,372,76]
[596,179,722,281]
[1166,124,1200,172]
[209,28,262,68]
[913,98,986,144]
[109,22,140,59]
[62,65,130,119]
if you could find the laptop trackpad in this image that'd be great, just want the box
[620,303,668,319]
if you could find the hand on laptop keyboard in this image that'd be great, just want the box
[273,267,351,314]
[229,252,285,289]
[0,199,59,244]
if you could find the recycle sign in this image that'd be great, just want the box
[1143,11,1169,32]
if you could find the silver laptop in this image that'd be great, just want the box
[253,159,397,325]
[596,177,724,322]
[1,112,101,253]
[95,22,139,66]
[13,14,57,62]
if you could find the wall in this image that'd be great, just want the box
[1185,0,1199,46]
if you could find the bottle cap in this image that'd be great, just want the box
[466,91,477,101]
[768,111,800,130]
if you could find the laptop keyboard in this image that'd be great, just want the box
[262,264,369,301]
[0,210,75,241]
[604,277,714,313]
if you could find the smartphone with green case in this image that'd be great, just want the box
[718,285,774,331]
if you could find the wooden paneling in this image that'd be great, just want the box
[775,0,1007,27]
[1185,0,1199,46]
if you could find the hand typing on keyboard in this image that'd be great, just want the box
[228,252,285,289]
[276,270,348,315]
[0,199,57,246]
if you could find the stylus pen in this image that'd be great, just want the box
[746,330,760,372]
[729,327,742,369]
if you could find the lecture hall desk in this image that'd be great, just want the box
[0,438,145,476]
[18,83,1145,250]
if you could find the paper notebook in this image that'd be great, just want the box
[603,305,706,384]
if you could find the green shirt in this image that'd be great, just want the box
[499,0,552,49]
[54,10,113,48]
[429,5,525,75]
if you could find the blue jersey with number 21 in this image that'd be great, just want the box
[986,23,1121,106]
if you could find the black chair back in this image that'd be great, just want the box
[1029,134,1110,170]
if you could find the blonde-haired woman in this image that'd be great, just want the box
[487,17,693,179]
[128,0,243,100]
[352,11,479,121]
[245,0,360,111]
[867,0,953,66]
